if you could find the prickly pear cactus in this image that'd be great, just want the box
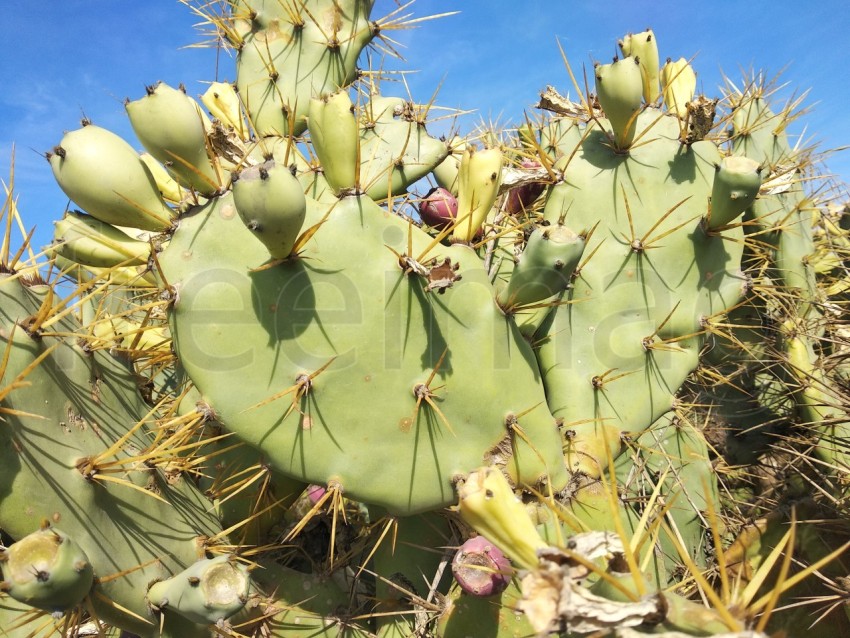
[5,2,850,637]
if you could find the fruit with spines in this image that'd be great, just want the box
[661,57,697,117]
[452,146,503,242]
[496,222,585,311]
[594,56,644,149]
[126,82,221,196]
[308,90,359,194]
[707,155,763,229]
[451,535,512,597]
[455,468,547,571]
[618,29,660,102]
[419,186,458,229]
[48,123,175,231]
[52,211,151,269]
[201,81,247,138]
[232,160,307,259]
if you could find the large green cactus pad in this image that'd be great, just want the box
[161,193,568,514]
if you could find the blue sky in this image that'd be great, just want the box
[2,0,848,253]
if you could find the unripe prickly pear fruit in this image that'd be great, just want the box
[452,535,512,597]
[707,156,762,229]
[126,82,221,196]
[140,153,186,203]
[308,90,358,194]
[146,555,250,626]
[232,160,307,260]
[497,223,585,310]
[595,57,644,150]
[201,81,247,138]
[618,30,660,103]
[419,186,458,229]
[661,57,697,117]
[452,146,503,243]
[52,211,151,268]
[0,526,94,614]
[456,467,547,571]
[49,123,175,231]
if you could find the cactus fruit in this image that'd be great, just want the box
[451,535,512,597]
[48,123,176,231]
[5,2,850,637]
[419,187,459,229]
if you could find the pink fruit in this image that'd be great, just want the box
[419,187,458,229]
[451,535,512,597]
[306,484,326,504]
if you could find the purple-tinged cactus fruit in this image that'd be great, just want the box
[452,535,512,597]
[48,122,175,232]
[0,525,93,614]
[419,187,458,229]
[505,159,546,215]
[306,484,327,505]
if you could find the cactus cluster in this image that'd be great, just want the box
[2,3,850,637]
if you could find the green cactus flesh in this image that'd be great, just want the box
[160,192,568,514]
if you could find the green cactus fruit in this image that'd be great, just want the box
[201,81,247,138]
[126,82,221,196]
[452,146,503,243]
[433,137,466,196]
[48,123,175,231]
[618,29,660,103]
[455,467,547,571]
[146,556,250,626]
[0,526,93,614]
[496,223,585,311]
[707,156,762,229]
[661,57,696,118]
[232,160,307,259]
[308,90,359,194]
[52,211,151,269]
[140,153,187,203]
[594,56,644,149]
